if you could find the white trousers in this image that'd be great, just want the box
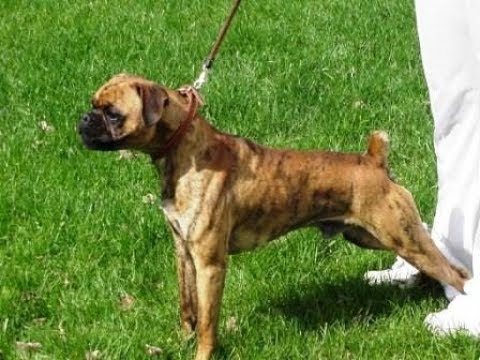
[365,0,480,335]
[415,0,480,297]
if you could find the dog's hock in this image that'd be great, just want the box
[367,130,389,168]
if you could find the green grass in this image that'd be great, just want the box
[0,0,478,358]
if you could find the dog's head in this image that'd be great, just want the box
[78,74,170,151]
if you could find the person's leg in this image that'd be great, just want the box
[421,0,479,283]
[366,0,480,336]
[422,0,480,336]
[466,0,480,288]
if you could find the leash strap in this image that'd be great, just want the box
[193,0,242,90]
[152,1,241,159]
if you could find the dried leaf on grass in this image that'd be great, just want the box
[85,349,102,360]
[119,293,135,311]
[39,120,55,133]
[16,341,42,353]
[118,150,135,160]
[142,193,156,205]
[145,344,163,356]
[226,316,239,332]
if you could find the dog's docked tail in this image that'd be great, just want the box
[367,130,389,168]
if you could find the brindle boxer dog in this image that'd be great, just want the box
[78,74,469,360]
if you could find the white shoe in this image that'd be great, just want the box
[464,278,480,296]
[364,256,422,288]
[424,290,480,337]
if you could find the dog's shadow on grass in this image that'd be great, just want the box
[256,276,445,331]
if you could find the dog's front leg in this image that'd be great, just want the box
[190,231,228,360]
[173,232,198,336]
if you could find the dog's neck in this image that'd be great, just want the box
[145,89,207,156]
[161,89,194,131]
[149,90,218,199]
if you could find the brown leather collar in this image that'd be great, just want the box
[151,87,203,160]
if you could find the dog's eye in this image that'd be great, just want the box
[105,108,123,124]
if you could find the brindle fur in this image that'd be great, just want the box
[79,74,470,360]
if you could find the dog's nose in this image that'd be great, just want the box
[78,114,91,135]
[81,114,90,124]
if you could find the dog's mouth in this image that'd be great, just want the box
[78,126,126,151]
[81,136,126,151]
[78,110,128,151]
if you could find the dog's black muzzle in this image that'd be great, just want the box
[78,110,122,151]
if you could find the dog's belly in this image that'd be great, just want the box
[227,210,331,254]
[228,226,271,253]
[228,209,293,253]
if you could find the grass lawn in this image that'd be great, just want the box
[1,0,479,358]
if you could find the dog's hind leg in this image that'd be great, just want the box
[342,225,388,250]
[360,184,470,293]
[318,221,386,249]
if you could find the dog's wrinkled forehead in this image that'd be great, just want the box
[92,74,141,113]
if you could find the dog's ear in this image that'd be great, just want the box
[135,83,169,126]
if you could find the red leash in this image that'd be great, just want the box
[152,0,242,159]
[194,0,242,90]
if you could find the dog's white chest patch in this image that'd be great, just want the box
[161,200,196,240]
[161,171,207,240]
